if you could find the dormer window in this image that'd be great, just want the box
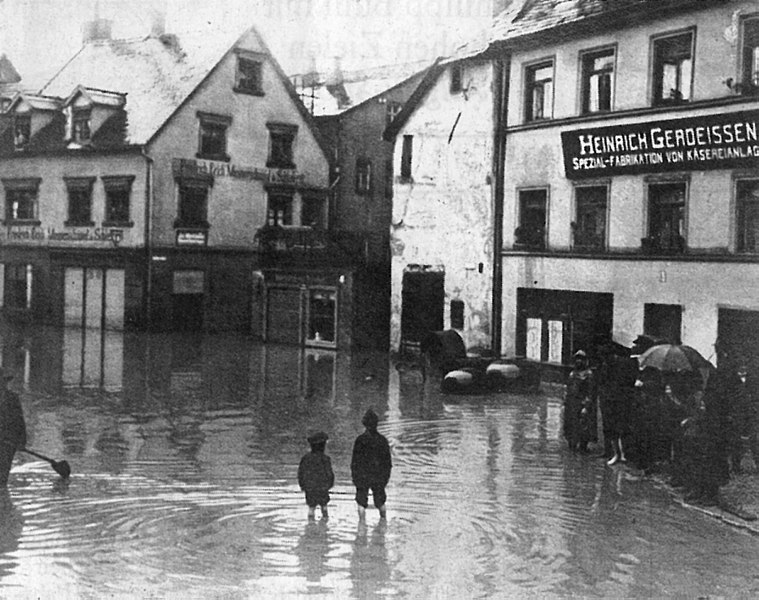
[13,116,30,150]
[72,108,91,143]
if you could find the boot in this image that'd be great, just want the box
[357,505,366,520]
[378,505,387,519]
[307,506,316,520]
[321,506,329,519]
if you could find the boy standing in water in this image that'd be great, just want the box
[298,431,334,519]
[351,409,392,520]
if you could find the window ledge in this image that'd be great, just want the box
[102,220,134,228]
[196,153,230,163]
[267,161,297,170]
[64,220,95,227]
[233,87,264,96]
[2,219,41,226]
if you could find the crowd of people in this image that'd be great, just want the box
[563,335,759,507]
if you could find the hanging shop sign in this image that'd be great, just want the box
[561,109,759,180]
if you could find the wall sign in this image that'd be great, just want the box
[2,226,122,247]
[173,158,307,186]
[562,109,759,179]
[176,230,207,246]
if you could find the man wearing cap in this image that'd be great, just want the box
[298,431,334,519]
[0,368,26,487]
[351,409,392,519]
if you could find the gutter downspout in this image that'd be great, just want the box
[491,56,510,357]
[141,148,154,330]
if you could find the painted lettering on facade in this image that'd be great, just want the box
[562,110,759,179]
[172,158,307,186]
[2,226,122,247]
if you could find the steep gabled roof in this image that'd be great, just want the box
[64,85,126,109]
[7,92,61,113]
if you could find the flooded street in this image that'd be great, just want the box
[0,324,758,599]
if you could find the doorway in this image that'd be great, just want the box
[401,266,444,350]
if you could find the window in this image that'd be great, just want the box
[307,289,336,344]
[516,189,547,249]
[737,178,759,253]
[176,181,210,228]
[302,196,326,229]
[450,63,463,93]
[2,178,40,223]
[652,31,693,105]
[235,55,263,95]
[267,123,297,169]
[72,109,91,143]
[647,182,686,253]
[102,176,134,225]
[741,16,759,91]
[13,115,30,150]
[386,100,402,126]
[267,192,293,226]
[581,48,614,114]
[524,61,553,121]
[644,303,682,344]
[197,112,231,161]
[573,185,607,251]
[355,158,372,194]
[65,177,95,226]
[400,135,413,181]
[3,264,32,309]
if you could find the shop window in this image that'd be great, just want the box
[235,54,263,95]
[176,181,210,229]
[355,158,372,194]
[736,178,759,253]
[515,188,547,250]
[652,30,693,105]
[400,135,413,181]
[13,115,30,150]
[386,100,402,126]
[581,48,614,114]
[65,177,95,226]
[573,185,607,251]
[740,16,759,92]
[267,192,293,226]
[302,196,326,229]
[102,175,134,226]
[197,112,231,161]
[644,303,682,344]
[307,288,336,344]
[524,60,553,122]
[4,264,32,309]
[450,299,464,330]
[267,123,297,169]
[646,182,686,254]
[2,178,40,223]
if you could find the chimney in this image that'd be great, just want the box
[82,1,112,44]
[148,2,167,38]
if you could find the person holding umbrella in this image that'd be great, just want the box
[0,368,26,487]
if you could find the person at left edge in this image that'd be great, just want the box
[298,431,334,520]
[0,368,26,487]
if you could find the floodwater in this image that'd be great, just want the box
[0,324,758,599]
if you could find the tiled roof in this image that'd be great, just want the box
[489,0,710,44]
[40,28,245,145]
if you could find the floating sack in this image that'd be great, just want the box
[442,369,474,393]
[485,362,521,380]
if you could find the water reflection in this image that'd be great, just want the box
[0,323,758,598]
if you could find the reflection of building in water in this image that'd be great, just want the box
[303,349,336,404]
[62,327,124,390]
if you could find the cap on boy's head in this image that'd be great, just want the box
[307,431,328,445]
[362,409,379,428]
[573,349,587,358]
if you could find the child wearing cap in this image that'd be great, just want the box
[298,431,335,519]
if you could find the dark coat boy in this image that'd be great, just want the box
[351,409,392,519]
[0,369,26,487]
[298,431,334,519]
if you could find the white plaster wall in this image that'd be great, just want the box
[502,257,759,363]
[390,60,495,352]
